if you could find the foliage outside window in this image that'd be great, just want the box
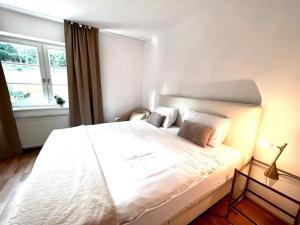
[0,37,68,108]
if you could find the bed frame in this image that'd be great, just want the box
[156,95,262,225]
[166,179,232,225]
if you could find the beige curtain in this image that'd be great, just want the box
[0,62,22,160]
[64,20,104,126]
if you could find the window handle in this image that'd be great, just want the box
[42,78,46,83]
[47,78,51,85]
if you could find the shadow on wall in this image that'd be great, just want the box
[184,79,262,105]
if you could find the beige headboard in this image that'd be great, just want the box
[157,95,262,165]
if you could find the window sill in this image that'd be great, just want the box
[13,106,69,119]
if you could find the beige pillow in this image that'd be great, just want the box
[184,110,230,147]
[177,120,214,148]
[129,112,146,121]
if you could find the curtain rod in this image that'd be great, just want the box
[69,21,92,30]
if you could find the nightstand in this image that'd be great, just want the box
[226,157,300,225]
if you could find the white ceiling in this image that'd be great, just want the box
[0,0,205,41]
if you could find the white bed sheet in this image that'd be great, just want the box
[126,145,242,225]
[159,126,180,136]
[86,121,242,225]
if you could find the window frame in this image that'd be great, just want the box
[42,44,68,104]
[0,35,67,108]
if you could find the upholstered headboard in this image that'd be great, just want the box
[157,95,262,165]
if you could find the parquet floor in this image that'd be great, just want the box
[190,195,287,225]
[0,149,287,225]
[0,149,39,224]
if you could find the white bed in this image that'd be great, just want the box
[153,126,241,225]
[87,121,243,225]
[5,95,262,225]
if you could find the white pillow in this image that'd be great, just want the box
[155,106,179,128]
[184,110,230,147]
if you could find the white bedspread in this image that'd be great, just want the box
[86,121,222,224]
[4,126,118,225]
[5,121,225,225]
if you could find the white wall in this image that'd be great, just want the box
[100,33,145,122]
[0,7,145,124]
[142,0,300,222]
[0,7,65,42]
[143,0,300,175]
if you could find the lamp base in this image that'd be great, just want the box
[264,163,279,180]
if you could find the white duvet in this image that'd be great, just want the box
[5,121,223,225]
[86,121,222,224]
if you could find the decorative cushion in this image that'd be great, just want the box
[146,112,166,127]
[155,106,179,128]
[184,110,230,147]
[129,112,146,121]
[177,120,214,148]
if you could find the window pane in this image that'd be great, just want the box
[47,48,69,106]
[52,85,69,105]
[0,41,41,84]
[48,49,67,85]
[8,84,45,105]
[0,41,39,65]
[2,62,42,84]
[50,67,67,85]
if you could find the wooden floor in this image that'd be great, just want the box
[0,148,40,224]
[190,195,287,225]
[0,149,287,225]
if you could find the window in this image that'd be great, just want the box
[0,37,68,108]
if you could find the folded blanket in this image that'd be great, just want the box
[4,126,118,225]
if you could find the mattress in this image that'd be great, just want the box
[87,121,243,225]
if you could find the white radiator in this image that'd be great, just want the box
[16,115,69,148]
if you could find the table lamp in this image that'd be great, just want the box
[260,140,287,180]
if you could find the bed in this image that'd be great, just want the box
[5,95,262,225]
